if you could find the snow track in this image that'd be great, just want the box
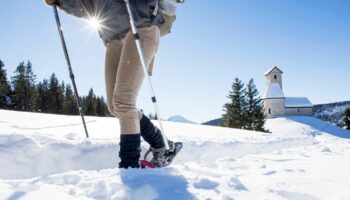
[1,110,350,200]
[0,133,316,180]
[0,134,117,179]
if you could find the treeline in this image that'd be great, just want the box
[222,78,268,132]
[314,101,350,128]
[0,60,109,116]
[341,108,350,130]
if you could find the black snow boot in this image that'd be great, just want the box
[140,114,165,149]
[119,134,141,169]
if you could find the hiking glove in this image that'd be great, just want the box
[45,0,62,6]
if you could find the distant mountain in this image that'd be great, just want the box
[202,118,223,126]
[167,115,196,124]
[313,101,350,126]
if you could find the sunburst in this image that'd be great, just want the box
[88,17,101,30]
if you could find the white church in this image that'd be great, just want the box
[263,66,313,117]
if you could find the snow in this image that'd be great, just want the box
[1,109,350,199]
[285,97,313,108]
[263,82,285,99]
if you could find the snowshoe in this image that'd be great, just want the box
[140,141,183,168]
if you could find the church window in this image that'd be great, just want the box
[274,74,277,80]
[269,108,271,114]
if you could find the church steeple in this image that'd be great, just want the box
[264,66,283,89]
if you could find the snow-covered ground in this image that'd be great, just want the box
[0,109,350,200]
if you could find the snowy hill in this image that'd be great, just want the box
[167,115,196,124]
[1,109,350,199]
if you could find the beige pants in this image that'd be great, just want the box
[105,25,160,134]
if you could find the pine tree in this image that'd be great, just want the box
[0,60,12,108]
[0,60,11,96]
[84,88,97,116]
[36,79,50,112]
[25,61,38,111]
[223,78,246,129]
[245,79,267,132]
[96,96,108,116]
[48,73,64,113]
[12,62,35,111]
[342,108,350,130]
[63,84,79,115]
[25,61,37,84]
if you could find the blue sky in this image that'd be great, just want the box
[0,0,349,123]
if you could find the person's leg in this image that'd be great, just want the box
[114,25,160,168]
[140,113,177,167]
[106,39,141,168]
[105,39,123,117]
[106,39,140,168]
[139,113,165,149]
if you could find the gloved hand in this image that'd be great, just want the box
[44,0,62,6]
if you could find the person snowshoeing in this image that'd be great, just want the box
[44,0,179,169]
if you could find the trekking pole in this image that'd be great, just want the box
[52,6,89,138]
[123,0,169,150]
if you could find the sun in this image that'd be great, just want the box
[89,17,101,30]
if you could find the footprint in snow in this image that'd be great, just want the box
[285,169,295,173]
[193,178,219,190]
[228,178,248,191]
[276,190,320,200]
[263,170,277,176]
[7,191,26,200]
[321,146,332,153]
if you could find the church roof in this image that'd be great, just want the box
[263,83,285,99]
[285,97,313,108]
[264,66,283,76]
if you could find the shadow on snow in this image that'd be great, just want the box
[286,116,350,139]
[120,168,195,200]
